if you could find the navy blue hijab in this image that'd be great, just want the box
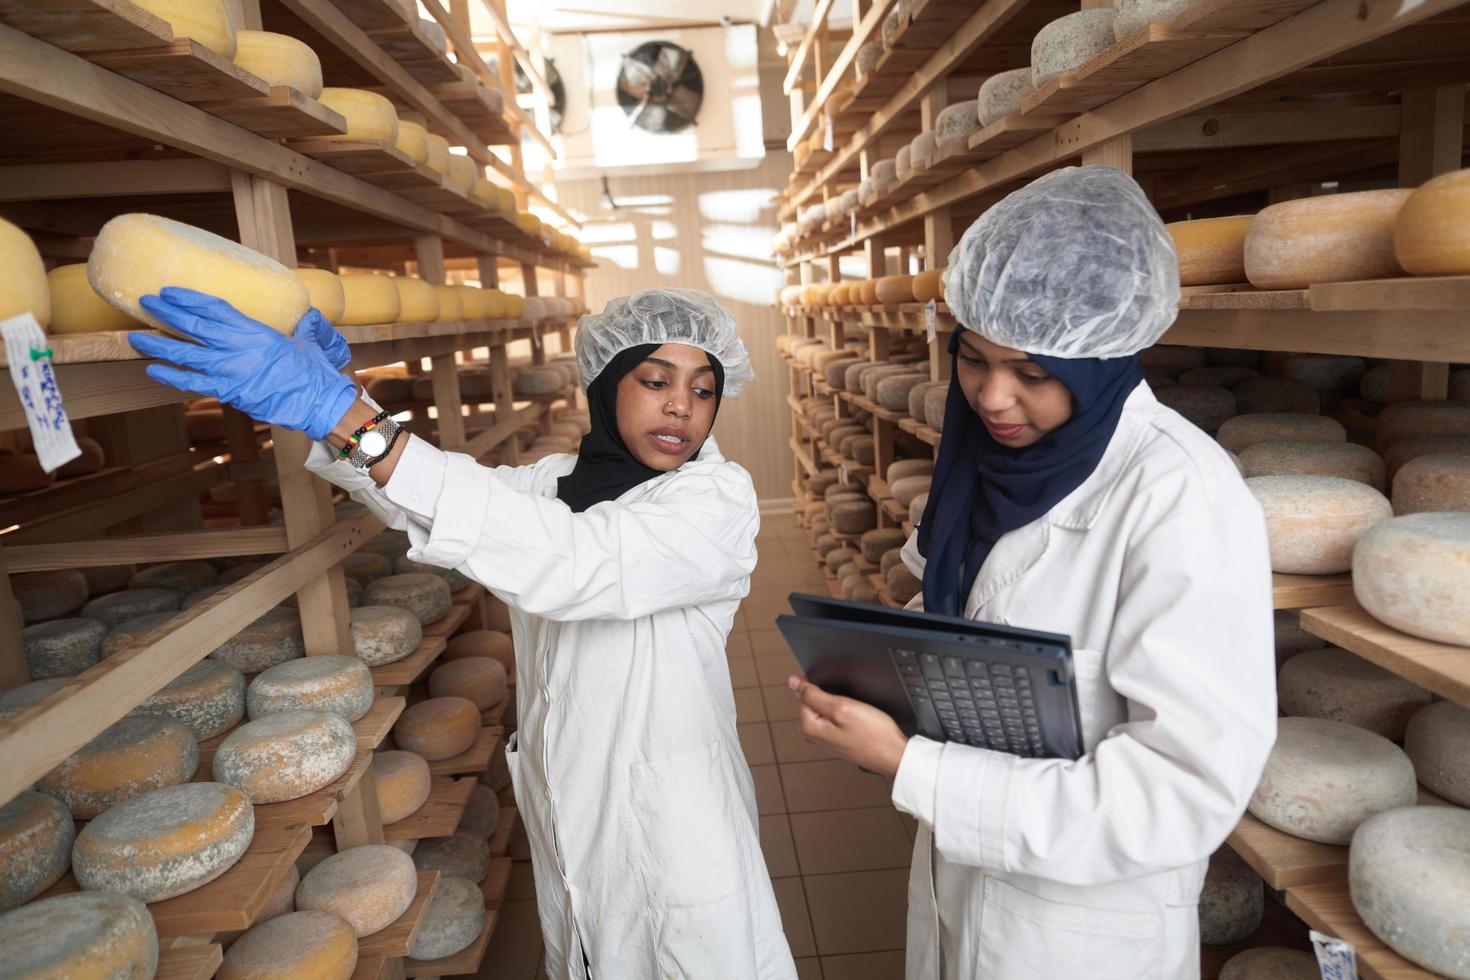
[915,329,1143,616]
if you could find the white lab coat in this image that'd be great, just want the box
[892,383,1276,980]
[306,434,797,980]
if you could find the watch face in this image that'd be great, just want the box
[359,430,389,456]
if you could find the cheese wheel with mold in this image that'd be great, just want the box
[1244,190,1413,289]
[1349,806,1470,978]
[395,555,471,593]
[248,655,374,722]
[860,528,908,564]
[1231,378,1319,415]
[1156,384,1236,433]
[40,714,198,819]
[295,844,417,937]
[395,696,480,760]
[215,709,355,804]
[1247,717,1415,845]
[863,364,917,401]
[347,602,422,666]
[1281,354,1366,394]
[0,891,158,979]
[1392,453,1470,514]
[218,909,358,980]
[1198,846,1263,945]
[886,563,921,603]
[977,68,1036,127]
[0,791,74,912]
[1218,948,1320,980]
[876,373,927,412]
[363,573,453,625]
[1278,648,1431,739]
[1404,701,1470,806]
[11,569,88,623]
[1166,216,1252,286]
[102,611,179,657]
[73,781,255,901]
[890,475,931,508]
[373,750,432,824]
[130,560,218,597]
[457,782,501,838]
[935,101,981,151]
[413,830,490,883]
[232,30,322,97]
[1217,413,1344,454]
[1376,399,1470,451]
[1392,166,1470,275]
[824,548,859,575]
[48,263,141,333]
[1,216,50,328]
[0,678,67,722]
[1112,0,1199,38]
[210,607,305,672]
[1239,440,1386,492]
[1031,8,1117,87]
[925,386,949,431]
[855,39,884,75]
[444,629,513,671]
[429,657,507,711]
[131,658,244,739]
[1247,475,1391,574]
[317,88,398,142]
[22,617,105,678]
[909,133,937,173]
[1353,512,1470,645]
[409,877,484,961]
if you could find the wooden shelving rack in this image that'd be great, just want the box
[0,0,555,975]
[772,0,1469,975]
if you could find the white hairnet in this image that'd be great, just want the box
[943,166,1180,359]
[575,287,755,396]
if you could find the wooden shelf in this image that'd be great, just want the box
[1272,573,1354,611]
[481,856,513,910]
[487,805,518,860]
[350,956,388,980]
[405,909,496,977]
[481,695,509,727]
[427,726,502,777]
[1285,881,1438,980]
[383,776,476,841]
[154,943,224,980]
[371,636,448,689]
[1301,602,1470,707]
[358,870,441,958]
[1227,810,1349,890]
[197,695,404,770]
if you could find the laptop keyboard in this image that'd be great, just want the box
[895,649,1046,756]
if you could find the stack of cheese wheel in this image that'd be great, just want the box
[1244,189,1413,288]
[395,696,480,760]
[214,709,356,803]
[39,715,198,818]
[218,909,358,980]
[296,844,418,937]
[11,569,88,623]
[0,892,159,977]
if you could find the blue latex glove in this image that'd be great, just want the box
[129,287,357,442]
[297,306,352,371]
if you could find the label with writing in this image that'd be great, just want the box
[2,313,81,473]
[924,300,938,344]
[823,119,834,153]
[1311,931,1359,980]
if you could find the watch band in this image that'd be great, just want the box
[338,409,392,460]
[347,416,403,469]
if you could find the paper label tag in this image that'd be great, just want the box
[3,313,80,473]
[1311,931,1359,980]
[530,323,543,352]
[839,465,850,486]
[823,119,834,153]
[849,211,857,237]
[924,300,938,343]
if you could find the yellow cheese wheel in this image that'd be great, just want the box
[295,268,345,324]
[394,696,479,761]
[913,267,945,303]
[373,750,432,824]
[295,844,418,938]
[457,284,490,318]
[515,212,542,237]
[0,791,74,912]
[392,277,439,322]
[38,715,198,819]
[213,709,357,804]
[428,657,507,711]
[219,910,357,980]
[1244,190,1413,289]
[73,782,255,902]
[858,279,879,305]
[496,188,516,213]
[435,285,462,321]
[501,293,524,318]
[483,288,508,318]
[339,274,401,326]
[132,0,235,57]
[444,630,513,669]
[232,31,322,98]
[89,214,309,335]
[446,154,477,193]
[425,134,450,175]
[1,217,49,328]
[1394,167,1470,275]
[0,892,158,979]
[394,120,429,164]
[47,263,138,333]
[318,88,398,143]
[472,176,500,209]
[1168,215,1252,286]
[875,275,915,304]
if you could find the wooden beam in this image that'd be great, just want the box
[0,158,232,201]
[4,526,290,572]
[1134,101,1402,153]
[783,0,838,94]
[787,0,899,151]
[0,545,27,689]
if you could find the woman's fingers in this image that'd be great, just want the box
[789,676,847,722]
[158,287,267,337]
[128,330,215,369]
[144,362,221,398]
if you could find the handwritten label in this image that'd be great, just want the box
[530,323,543,352]
[924,300,938,344]
[823,119,834,153]
[1311,931,1359,980]
[2,314,81,473]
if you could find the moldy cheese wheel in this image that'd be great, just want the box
[132,658,245,739]
[130,560,217,597]
[1,216,50,328]
[1391,453,1470,514]
[1247,475,1391,574]
[1216,413,1344,454]
[1167,216,1252,286]
[247,655,374,722]
[1031,8,1117,87]
[1404,701,1470,806]
[47,263,140,333]
[213,709,356,804]
[409,876,484,960]
[11,569,88,623]
[1239,441,1386,492]
[1375,399,1470,452]
[0,892,158,979]
[22,617,105,679]
[1243,189,1413,289]
[349,605,423,667]
[209,607,305,673]
[317,88,398,143]
[0,791,74,912]
[413,831,490,883]
[1353,513,1470,646]
[296,844,418,937]
[977,68,1035,127]
[38,714,198,819]
[1393,166,1470,275]
[362,573,452,625]
[1277,648,1430,740]
[218,909,358,980]
[373,750,432,824]
[232,30,323,97]
[395,696,480,760]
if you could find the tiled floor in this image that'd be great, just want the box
[481,515,912,978]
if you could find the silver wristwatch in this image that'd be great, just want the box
[347,416,403,469]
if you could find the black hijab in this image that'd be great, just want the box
[556,343,726,513]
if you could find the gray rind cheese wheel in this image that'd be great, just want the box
[350,605,423,666]
[512,367,564,396]
[80,563,136,597]
[831,500,877,535]
[863,364,917,401]
[1141,345,1207,375]
[395,697,480,761]
[1360,364,1391,403]
[977,67,1035,127]
[362,573,452,626]
[1282,354,1367,394]
[1391,453,1470,514]
[841,360,874,392]
[210,607,306,673]
[1247,476,1391,574]
[1278,648,1430,740]
[11,570,89,622]
[1198,846,1263,946]
[1112,0,1198,40]
[22,617,105,678]
[1239,440,1386,492]
[855,39,883,75]
[38,715,198,819]
[1248,716,1416,845]
[0,791,75,912]
[129,561,219,597]
[872,160,898,193]
[910,132,936,172]
[1231,377,1320,415]
[887,459,934,483]
[909,381,943,421]
[860,528,908,564]
[935,100,981,151]
[409,877,484,961]
[1375,399,1470,451]
[910,492,929,525]
[457,782,501,838]
[214,709,356,804]
[132,658,245,740]
[886,563,921,603]
[1404,701,1470,806]
[1031,8,1117,87]
[1218,948,1320,980]
[0,677,66,722]
[891,475,931,507]
[823,357,862,389]
[341,552,392,584]
[881,550,905,577]
[876,372,927,411]
[429,657,508,711]
[824,547,859,574]
[1349,806,1470,978]
[1274,609,1326,665]
[1384,433,1470,480]
[924,386,948,431]
[1218,414,1344,454]
[296,844,418,938]
[1352,513,1470,646]
[72,782,255,901]
[851,582,880,604]
[256,862,298,925]
[815,534,840,558]
[0,892,159,978]
[101,611,178,657]
[248,655,374,722]
[360,529,411,564]
[1156,384,1236,433]
[1179,366,1259,387]
[413,830,490,883]
[895,145,912,181]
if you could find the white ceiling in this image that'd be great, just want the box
[502,0,772,34]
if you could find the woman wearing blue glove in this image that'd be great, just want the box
[130,286,798,980]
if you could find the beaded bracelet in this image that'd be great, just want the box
[337,409,392,460]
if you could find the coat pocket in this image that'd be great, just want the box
[977,876,1162,980]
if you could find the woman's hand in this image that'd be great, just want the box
[296,307,353,371]
[789,675,909,778]
[129,288,357,441]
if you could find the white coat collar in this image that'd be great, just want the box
[1042,382,1153,532]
